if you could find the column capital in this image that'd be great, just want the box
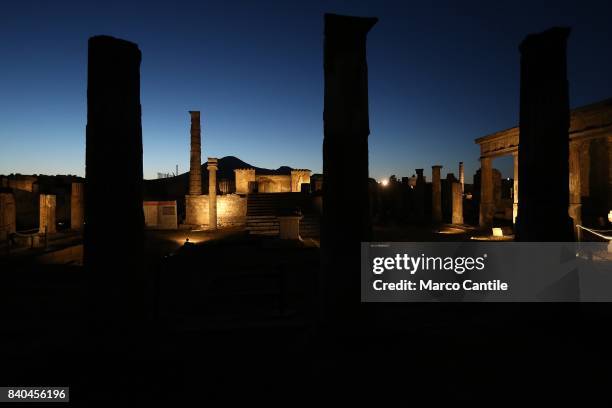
[207,157,218,170]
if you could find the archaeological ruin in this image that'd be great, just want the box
[475,98,612,234]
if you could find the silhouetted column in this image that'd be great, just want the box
[189,111,202,195]
[431,165,442,223]
[414,168,425,219]
[0,191,16,241]
[39,194,56,234]
[479,157,494,227]
[452,181,463,224]
[71,182,84,231]
[321,13,377,326]
[568,141,582,232]
[85,36,145,335]
[515,27,573,241]
[207,158,218,229]
[512,152,518,224]
[459,162,465,193]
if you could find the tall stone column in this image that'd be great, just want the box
[512,152,519,224]
[568,141,582,232]
[85,36,145,337]
[189,111,202,195]
[459,162,465,194]
[0,191,16,241]
[431,165,442,223]
[414,168,425,219]
[479,157,494,227]
[321,13,377,327]
[71,182,84,231]
[451,181,463,224]
[207,158,218,230]
[515,27,573,241]
[39,194,56,234]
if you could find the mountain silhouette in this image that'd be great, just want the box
[143,156,303,200]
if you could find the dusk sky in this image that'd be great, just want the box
[1,0,611,182]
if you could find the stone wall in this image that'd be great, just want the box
[257,175,291,192]
[235,169,256,194]
[1,175,38,192]
[144,200,178,229]
[184,194,246,227]
[217,194,247,226]
[290,170,311,192]
[185,195,208,225]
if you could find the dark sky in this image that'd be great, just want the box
[1,0,611,182]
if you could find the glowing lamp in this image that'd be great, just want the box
[492,228,503,237]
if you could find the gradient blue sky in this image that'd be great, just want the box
[1,0,611,182]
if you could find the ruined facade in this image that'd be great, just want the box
[475,98,612,230]
[234,168,311,194]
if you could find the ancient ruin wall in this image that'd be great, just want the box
[184,194,246,227]
[234,169,256,194]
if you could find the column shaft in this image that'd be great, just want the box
[208,158,218,229]
[321,13,377,327]
[515,27,573,241]
[189,111,202,195]
[432,165,442,223]
[479,157,494,227]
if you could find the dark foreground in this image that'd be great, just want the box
[1,231,611,405]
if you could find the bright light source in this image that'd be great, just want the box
[381,179,389,187]
[608,210,612,223]
[492,227,503,237]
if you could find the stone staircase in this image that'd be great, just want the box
[246,193,320,238]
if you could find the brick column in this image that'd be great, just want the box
[189,111,202,195]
